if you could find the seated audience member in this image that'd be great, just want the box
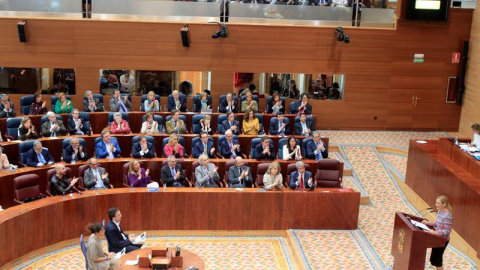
[144,91,160,112]
[106,260,122,270]
[194,91,212,112]
[83,158,110,190]
[132,135,155,158]
[268,92,285,114]
[30,94,48,115]
[289,161,315,190]
[54,92,74,114]
[199,115,214,135]
[127,159,151,187]
[160,155,186,187]
[221,112,240,135]
[166,110,187,134]
[26,140,54,167]
[50,164,79,196]
[270,112,290,136]
[168,90,187,112]
[109,90,131,112]
[52,79,69,93]
[140,112,160,134]
[18,117,40,141]
[282,136,302,161]
[220,130,242,159]
[284,79,299,99]
[470,123,480,147]
[96,131,121,159]
[120,70,135,94]
[41,111,67,137]
[255,136,275,160]
[294,113,314,136]
[0,147,11,171]
[327,82,341,100]
[193,132,216,158]
[306,131,328,160]
[219,93,238,113]
[248,84,258,95]
[195,154,219,187]
[243,109,260,135]
[110,112,132,134]
[64,137,88,163]
[164,133,184,158]
[105,207,142,253]
[83,90,104,112]
[0,94,17,118]
[290,93,312,115]
[228,156,253,188]
[241,92,258,113]
[67,109,89,135]
[85,222,115,270]
[263,162,283,190]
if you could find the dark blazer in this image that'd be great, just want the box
[66,117,89,135]
[64,145,89,163]
[41,120,67,137]
[219,99,238,113]
[194,98,212,112]
[290,101,312,115]
[220,139,242,158]
[289,170,315,190]
[50,174,74,196]
[26,148,54,167]
[306,139,329,160]
[83,98,104,112]
[221,120,240,135]
[0,102,16,118]
[105,221,132,253]
[132,142,155,158]
[270,118,290,135]
[160,164,186,187]
[96,138,121,159]
[294,121,315,135]
[228,165,253,188]
[18,126,40,141]
[167,95,187,112]
[254,143,275,160]
[192,140,215,158]
[83,167,110,190]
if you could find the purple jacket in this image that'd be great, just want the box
[128,168,151,187]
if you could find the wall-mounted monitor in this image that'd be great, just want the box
[405,0,450,21]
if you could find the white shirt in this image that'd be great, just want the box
[104,141,115,159]
[113,220,127,240]
[474,134,480,147]
[119,74,135,93]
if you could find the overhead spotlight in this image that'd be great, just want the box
[180,23,191,47]
[335,27,350,44]
[210,22,229,39]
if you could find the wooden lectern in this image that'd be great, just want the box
[391,212,446,270]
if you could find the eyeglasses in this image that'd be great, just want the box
[201,136,208,139]
[169,161,177,163]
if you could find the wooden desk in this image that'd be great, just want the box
[0,188,360,267]
[406,138,480,259]
[120,248,204,270]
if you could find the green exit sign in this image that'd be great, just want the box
[413,53,424,63]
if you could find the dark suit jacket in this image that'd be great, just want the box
[64,145,89,163]
[132,142,155,158]
[220,139,242,158]
[254,143,275,160]
[50,174,74,196]
[0,102,16,118]
[26,148,54,167]
[83,167,110,190]
[167,95,187,112]
[160,164,186,187]
[306,139,329,159]
[228,165,253,187]
[83,98,104,112]
[66,117,89,135]
[289,170,315,190]
[290,101,312,115]
[219,99,238,113]
[105,221,132,253]
[41,120,67,137]
[193,140,215,158]
[221,120,240,135]
[194,98,212,112]
[270,118,290,135]
[294,121,315,135]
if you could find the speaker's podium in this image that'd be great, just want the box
[391,212,446,270]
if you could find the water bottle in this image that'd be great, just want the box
[163,183,167,192]
[130,185,134,192]
[62,192,66,201]
[71,159,76,165]
[454,136,459,146]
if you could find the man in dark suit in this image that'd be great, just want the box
[41,111,67,137]
[192,132,216,158]
[67,109,89,135]
[105,207,142,253]
[64,137,88,163]
[132,136,155,158]
[83,90,104,112]
[167,90,187,112]
[294,113,315,136]
[26,141,55,167]
[219,93,238,113]
[306,131,328,160]
[160,155,186,187]
[290,93,313,115]
[220,130,242,159]
[289,161,315,190]
[83,158,110,190]
[270,112,290,135]
[221,112,240,135]
[254,136,275,160]
[228,156,253,188]
[0,94,16,118]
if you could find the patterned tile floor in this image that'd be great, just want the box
[16,131,477,270]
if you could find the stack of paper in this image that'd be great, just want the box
[132,232,146,245]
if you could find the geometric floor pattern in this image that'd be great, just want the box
[14,131,477,270]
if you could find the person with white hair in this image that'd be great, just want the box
[289,161,315,190]
[160,155,186,187]
[83,90,104,112]
[228,156,253,188]
[167,90,187,112]
[194,154,219,187]
[50,163,79,196]
[26,140,55,167]
[110,112,131,134]
[219,93,238,113]
[41,111,66,137]
[64,137,88,163]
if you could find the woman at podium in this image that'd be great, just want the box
[421,195,453,270]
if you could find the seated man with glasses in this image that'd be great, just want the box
[160,155,186,187]
[220,130,242,159]
[228,156,253,188]
[193,132,216,158]
[194,154,219,188]
[83,158,111,190]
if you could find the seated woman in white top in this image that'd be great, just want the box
[282,136,302,161]
[140,112,159,134]
[263,162,283,190]
[144,91,160,112]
